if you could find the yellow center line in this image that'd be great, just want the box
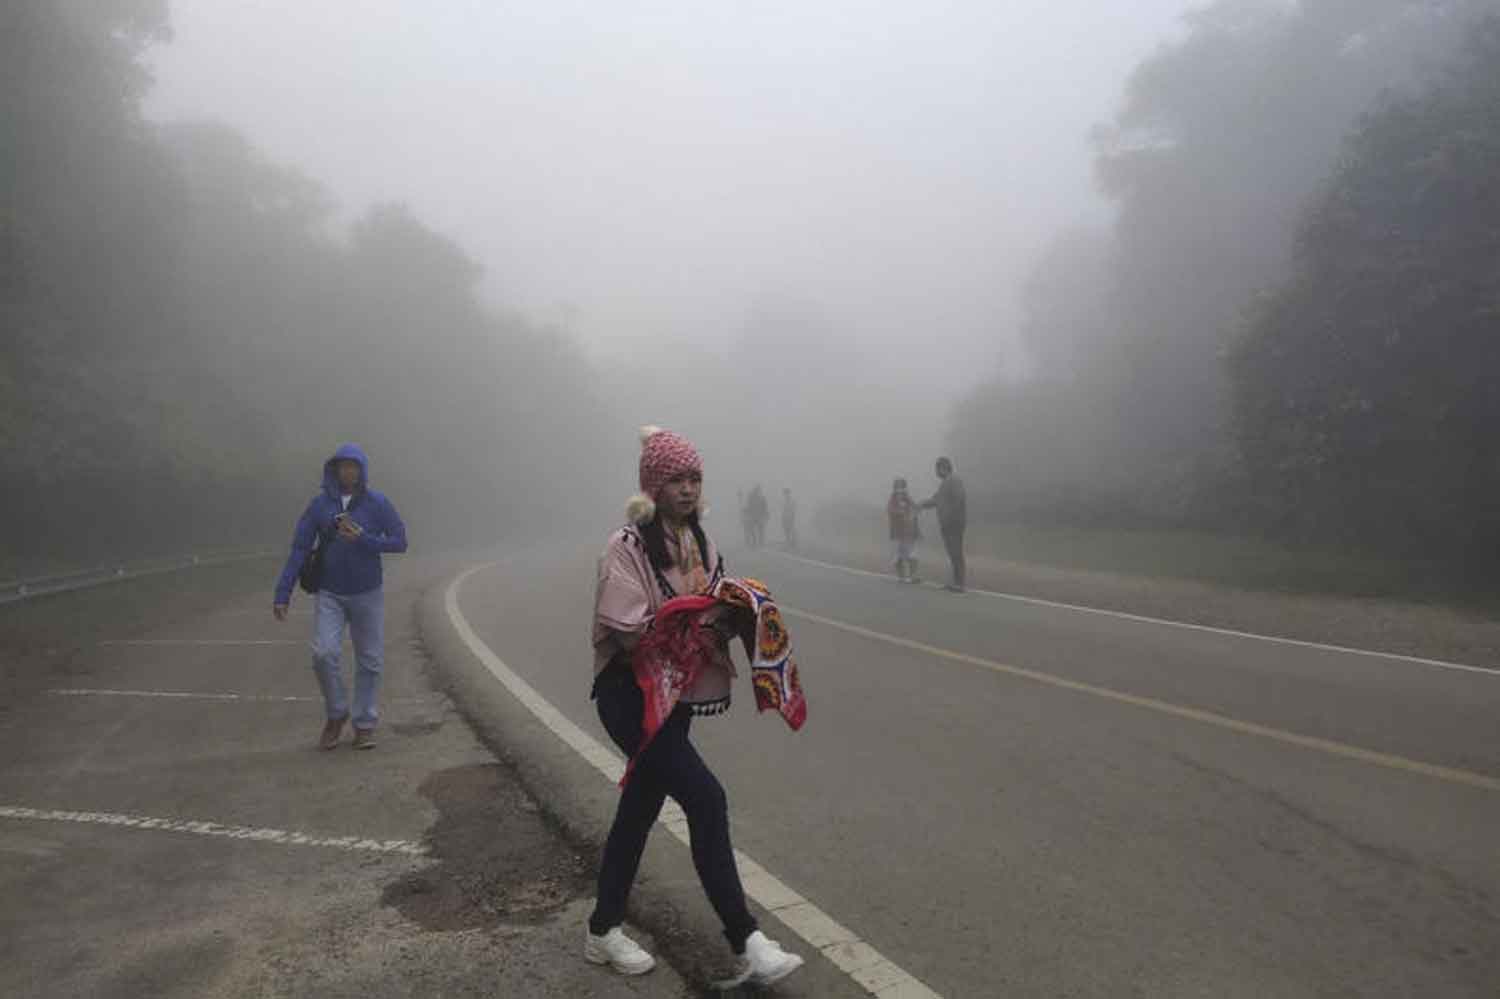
[781,604,1500,793]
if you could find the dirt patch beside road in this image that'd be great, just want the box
[383,763,591,931]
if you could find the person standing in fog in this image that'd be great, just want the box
[919,456,966,592]
[586,427,804,986]
[781,488,798,550]
[745,485,770,549]
[273,443,408,749]
[738,488,753,547]
[888,478,921,583]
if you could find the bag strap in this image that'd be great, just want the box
[311,498,341,551]
[648,528,715,600]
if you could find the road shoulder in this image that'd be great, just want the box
[0,556,692,999]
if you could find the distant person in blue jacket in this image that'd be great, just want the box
[274,443,408,750]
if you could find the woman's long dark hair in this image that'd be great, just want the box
[641,510,709,573]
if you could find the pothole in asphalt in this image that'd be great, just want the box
[382,763,591,931]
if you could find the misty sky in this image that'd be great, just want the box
[148,1,1196,394]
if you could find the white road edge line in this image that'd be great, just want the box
[445,563,942,999]
[770,551,1500,677]
[0,805,428,856]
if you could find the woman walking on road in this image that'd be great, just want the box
[585,426,805,987]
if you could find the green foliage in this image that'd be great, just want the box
[1229,16,1500,558]
[952,0,1500,553]
[1,3,608,568]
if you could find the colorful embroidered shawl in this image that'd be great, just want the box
[624,576,807,786]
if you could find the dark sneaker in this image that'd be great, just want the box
[320,716,347,750]
[352,728,377,750]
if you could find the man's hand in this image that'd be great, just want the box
[273,604,289,622]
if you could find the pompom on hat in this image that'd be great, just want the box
[628,425,704,524]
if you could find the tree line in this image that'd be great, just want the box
[951,0,1500,574]
[1,1,610,570]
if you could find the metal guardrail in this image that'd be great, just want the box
[0,548,279,605]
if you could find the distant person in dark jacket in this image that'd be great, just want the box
[781,488,798,550]
[273,443,408,749]
[919,456,966,592]
[745,485,770,549]
[738,489,753,547]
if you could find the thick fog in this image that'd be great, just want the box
[9,0,1500,574]
[144,0,1192,515]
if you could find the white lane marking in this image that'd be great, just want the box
[0,805,428,856]
[445,564,941,999]
[780,603,1500,793]
[46,688,319,703]
[769,551,1500,677]
[43,688,431,706]
[99,639,302,647]
[216,609,313,618]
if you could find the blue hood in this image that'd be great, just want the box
[323,443,369,499]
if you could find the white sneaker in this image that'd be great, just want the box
[585,926,656,976]
[735,931,805,987]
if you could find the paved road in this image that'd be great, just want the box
[458,543,1500,998]
[0,556,691,999]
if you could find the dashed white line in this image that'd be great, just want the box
[0,805,428,856]
[46,688,319,703]
[42,688,431,706]
[769,551,1500,677]
[445,563,941,999]
[777,604,1500,793]
[217,608,313,616]
[99,639,302,647]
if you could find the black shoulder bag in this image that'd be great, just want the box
[297,521,334,595]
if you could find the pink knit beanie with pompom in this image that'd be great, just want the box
[627,426,703,524]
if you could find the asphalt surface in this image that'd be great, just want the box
[456,542,1500,998]
[0,556,692,999]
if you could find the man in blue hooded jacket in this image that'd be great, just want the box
[274,443,408,750]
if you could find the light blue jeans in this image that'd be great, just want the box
[311,587,384,730]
